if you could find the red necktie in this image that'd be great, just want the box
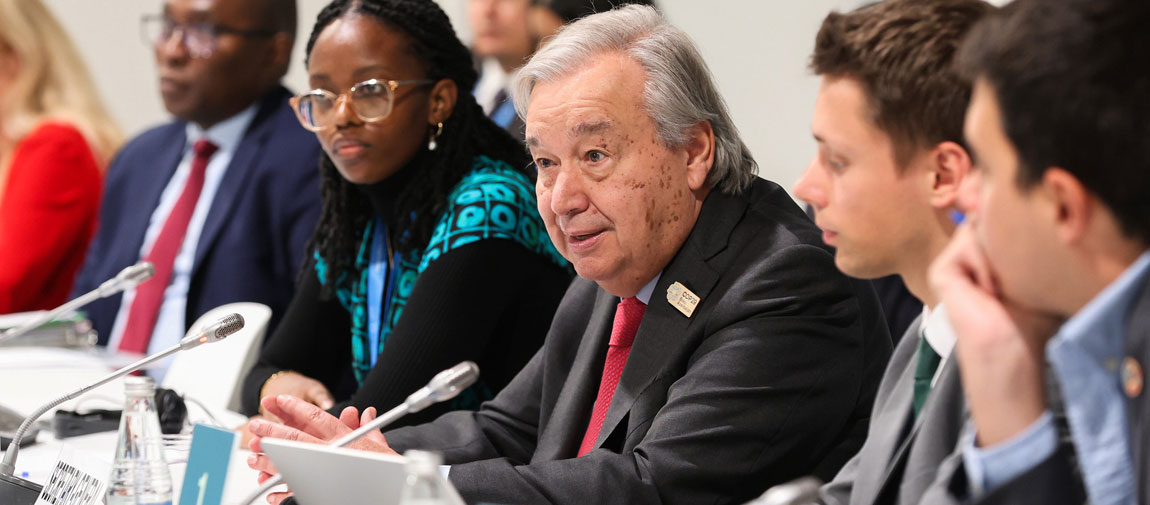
[118,139,218,353]
[577,297,646,456]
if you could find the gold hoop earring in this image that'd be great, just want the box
[428,122,444,151]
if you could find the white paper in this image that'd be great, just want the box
[34,445,111,505]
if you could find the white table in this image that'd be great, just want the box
[1,347,278,504]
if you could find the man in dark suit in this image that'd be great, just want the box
[246,5,890,505]
[928,0,1150,503]
[785,2,990,504]
[71,0,320,375]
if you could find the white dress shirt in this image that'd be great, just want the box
[473,58,510,116]
[921,303,956,387]
[107,105,258,383]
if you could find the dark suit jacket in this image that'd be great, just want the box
[72,86,322,344]
[820,315,968,505]
[931,273,1150,505]
[385,177,893,505]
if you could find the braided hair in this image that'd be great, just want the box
[304,0,532,298]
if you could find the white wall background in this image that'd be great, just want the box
[44,0,930,191]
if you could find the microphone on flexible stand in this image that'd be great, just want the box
[0,313,244,505]
[0,262,155,345]
[239,361,480,505]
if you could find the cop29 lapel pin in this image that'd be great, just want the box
[666,281,700,318]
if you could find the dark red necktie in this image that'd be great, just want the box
[577,297,646,456]
[118,139,218,353]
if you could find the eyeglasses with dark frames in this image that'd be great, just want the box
[140,14,277,59]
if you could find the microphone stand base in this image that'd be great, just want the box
[0,472,42,505]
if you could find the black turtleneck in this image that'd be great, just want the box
[357,156,418,231]
[242,166,572,426]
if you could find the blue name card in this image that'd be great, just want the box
[178,424,236,505]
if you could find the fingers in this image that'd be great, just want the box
[930,225,990,296]
[247,451,280,477]
[248,417,326,446]
[339,406,361,430]
[266,491,294,505]
[359,406,376,426]
[261,395,349,441]
[237,415,267,451]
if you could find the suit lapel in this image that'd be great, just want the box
[853,318,922,505]
[872,341,960,504]
[191,92,279,273]
[124,130,186,263]
[589,189,745,451]
[535,288,618,461]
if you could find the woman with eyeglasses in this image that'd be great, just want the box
[0,0,122,314]
[240,0,571,431]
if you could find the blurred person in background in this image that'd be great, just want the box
[71,0,321,382]
[0,0,123,314]
[528,0,658,43]
[468,0,535,140]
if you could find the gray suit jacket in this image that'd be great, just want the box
[820,315,967,505]
[384,178,893,505]
[932,272,1150,505]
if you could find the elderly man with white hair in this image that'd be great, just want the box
[247,5,892,505]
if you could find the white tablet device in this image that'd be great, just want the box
[260,437,464,505]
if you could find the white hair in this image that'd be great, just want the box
[511,4,757,195]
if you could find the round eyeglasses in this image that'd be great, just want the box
[289,79,435,132]
[141,14,276,59]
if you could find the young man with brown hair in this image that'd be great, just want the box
[789,0,992,503]
[931,0,1150,502]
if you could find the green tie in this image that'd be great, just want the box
[912,334,942,417]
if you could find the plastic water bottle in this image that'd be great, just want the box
[398,450,448,505]
[106,376,173,505]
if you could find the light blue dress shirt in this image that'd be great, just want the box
[963,251,1150,505]
[107,106,258,383]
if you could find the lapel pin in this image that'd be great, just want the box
[1123,356,1143,398]
[666,281,700,318]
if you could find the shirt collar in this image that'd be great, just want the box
[1051,251,1150,367]
[633,272,663,306]
[183,104,259,154]
[474,58,510,114]
[922,303,956,360]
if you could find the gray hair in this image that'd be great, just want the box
[511,4,758,195]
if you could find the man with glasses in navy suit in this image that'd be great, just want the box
[72,0,321,380]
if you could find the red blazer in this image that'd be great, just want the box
[0,122,103,314]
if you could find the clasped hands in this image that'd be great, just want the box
[246,394,398,505]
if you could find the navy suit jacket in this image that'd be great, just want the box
[72,86,322,345]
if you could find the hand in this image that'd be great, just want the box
[246,397,396,504]
[929,225,1064,447]
[260,371,335,411]
[236,415,269,450]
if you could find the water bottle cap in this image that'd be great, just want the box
[123,375,156,397]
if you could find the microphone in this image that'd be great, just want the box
[0,262,155,345]
[179,313,245,350]
[744,476,822,505]
[0,313,244,505]
[240,361,480,505]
